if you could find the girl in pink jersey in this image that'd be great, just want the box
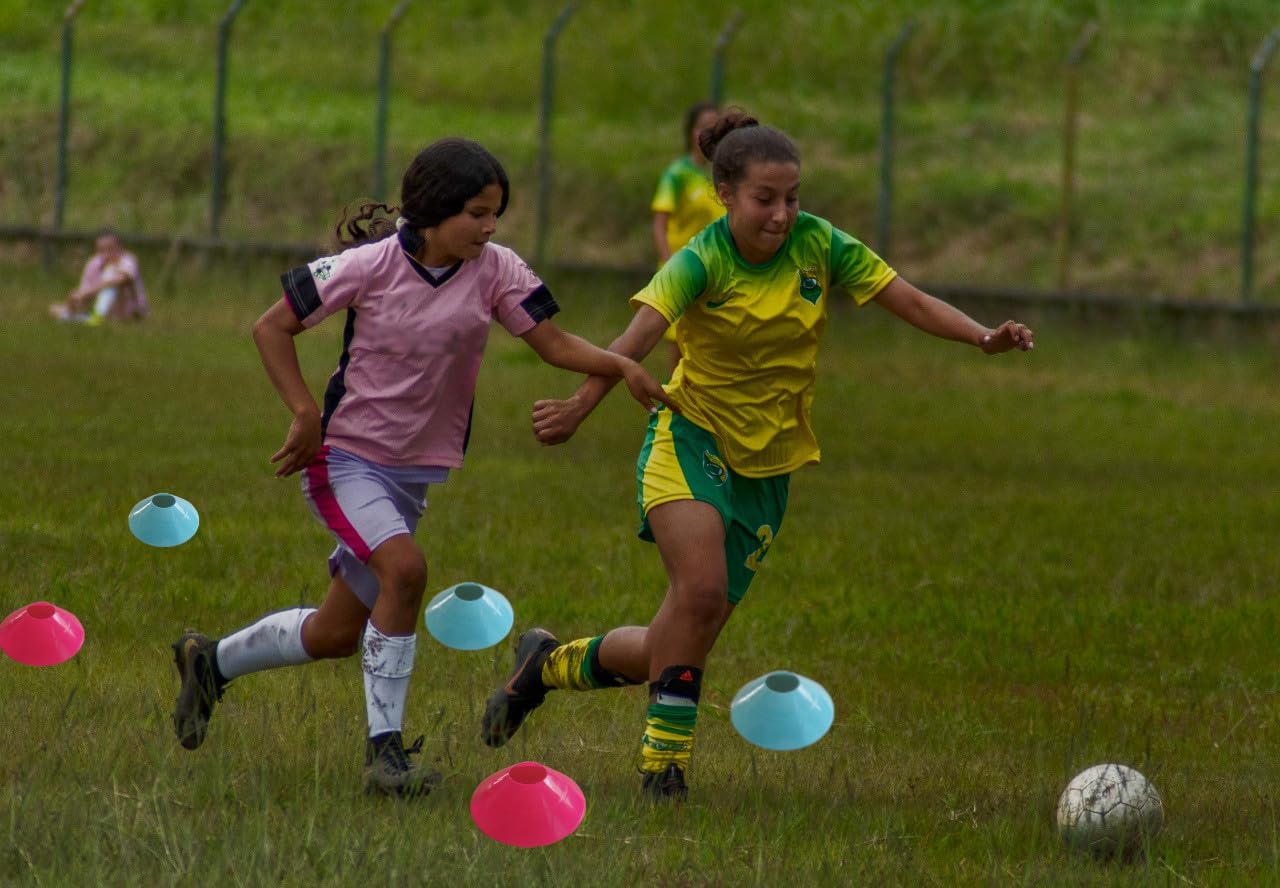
[170,138,672,798]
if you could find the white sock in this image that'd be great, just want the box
[93,287,117,317]
[214,607,317,680]
[362,623,416,738]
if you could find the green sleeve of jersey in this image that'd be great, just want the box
[629,248,707,322]
[651,167,679,214]
[830,225,897,305]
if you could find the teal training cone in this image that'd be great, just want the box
[128,493,199,547]
[424,582,513,650]
[730,670,834,751]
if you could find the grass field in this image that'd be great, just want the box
[3,252,1280,885]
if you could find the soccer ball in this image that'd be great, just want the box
[1056,763,1163,859]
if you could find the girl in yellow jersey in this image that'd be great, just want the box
[652,101,724,265]
[482,110,1034,801]
[650,100,724,372]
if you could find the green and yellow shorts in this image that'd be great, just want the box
[635,409,790,605]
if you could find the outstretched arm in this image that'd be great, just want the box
[521,317,675,415]
[252,298,322,477]
[532,305,672,445]
[873,276,1034,353]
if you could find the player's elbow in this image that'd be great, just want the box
[251,311,284,349]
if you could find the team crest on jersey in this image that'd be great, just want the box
[308,254,345,282]
[797,266,822,304]
[702,450,728,486]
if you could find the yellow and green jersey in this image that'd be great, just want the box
[630,212,897,478]
[650,156,725,256]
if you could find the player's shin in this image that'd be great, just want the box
[639,665,702,778]
[362,622,416,738]
[541,635,639,691]
[215,607,317,681]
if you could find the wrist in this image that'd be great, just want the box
[568,389,598,416]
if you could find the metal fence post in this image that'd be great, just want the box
[54,0,87,237]
[876,22,915,260]
[210,0,247,239]
[1241,27,1280,303]
[534,2,576,269]
[373,0,411,202]
[1056,21,1099,292]
[710,10,744,106]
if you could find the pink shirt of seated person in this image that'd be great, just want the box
[77,250,148,319]
[50,234,148,322]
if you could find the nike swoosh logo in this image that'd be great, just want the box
[705,297,731,309]
[503,649,540,694]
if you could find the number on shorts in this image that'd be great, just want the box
[744,524,775,572]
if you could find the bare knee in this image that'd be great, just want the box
[672,581,729,630]
[380,561,426,607]
[370,547,427,608]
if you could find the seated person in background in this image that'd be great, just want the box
[49,229,148,323]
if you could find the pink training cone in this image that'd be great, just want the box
[0,602,85,666]
[470,761,586,847]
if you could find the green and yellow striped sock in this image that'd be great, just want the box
[541,636,636,691]
[540,637,598,690]
[639,702,698,774]
[638,665,703,775]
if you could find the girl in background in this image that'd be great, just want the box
[649,100,724,371]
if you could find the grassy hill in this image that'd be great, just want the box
[2,0,1279,298]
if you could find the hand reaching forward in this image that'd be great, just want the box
[531,353,680,446]
[270,411,322,477]
[981,320,1035,354]
[620,359,678,415]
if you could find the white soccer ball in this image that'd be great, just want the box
[1056,763,1163,859]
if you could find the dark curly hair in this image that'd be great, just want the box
[335,138,510,246]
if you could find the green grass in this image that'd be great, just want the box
[2,1,1280,297]
[3,256,1280,884]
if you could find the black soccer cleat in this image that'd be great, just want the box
[364,732,442,799]
[171,632,227,751]
[481,628,559,747]
[641,763,689,803]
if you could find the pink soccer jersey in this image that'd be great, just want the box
[280,228,558,468]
